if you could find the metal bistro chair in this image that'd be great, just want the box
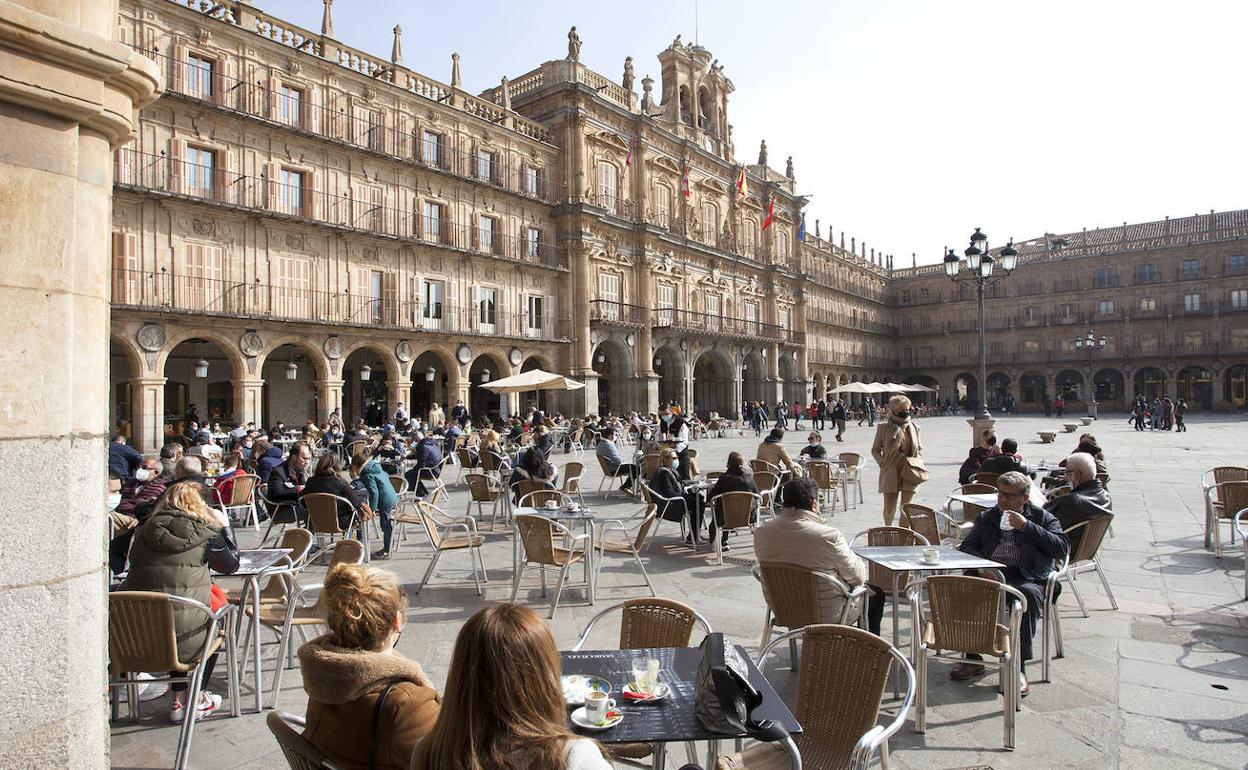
[258,487,302,547]
[301,493,364,560]
[453,447,476,485]
[215,473,261,530]
[850,527,929,661]
[413,455,451,505]
[838,452,865,506]
[561,461,587,506]
[639,481,693,550]
[109,591,240,770]
[228,528,314,675]
[465,471,508,530]
[712,491,762,565]
[595,454,634,499]
[750,458,780,475]
[643,452,663,479]
[414,500,488,596]
[1237,509,1248,601]
[900,502,954,547]
[511,513,592,617]
[593,512,660,596]
[719,624,914,770]
[753,470,781,518]
[266,710,346,770]
[805,461,841,514]
[757,561,870,672]
[519,488,576,510]
[1199,467,1246,548]
[909,574,1026,750]
[972,470,1002,488]
[1206,477,1248,558]
[945,482,997,538]
[1041,514,1117,682]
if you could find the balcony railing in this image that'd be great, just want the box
[112,269,571,341]
[650,307,801,343]
[589,300,649,326]
[115,148,565,270]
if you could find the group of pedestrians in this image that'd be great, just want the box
[741,397,864,442]
[1130,395,1187,431]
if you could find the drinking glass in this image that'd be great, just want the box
[631,657,659,693]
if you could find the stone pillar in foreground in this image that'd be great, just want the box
[0,1,160,766]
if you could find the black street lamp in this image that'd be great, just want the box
[943,228,1019,420]
[1075,329,1107,418]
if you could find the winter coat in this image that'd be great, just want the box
[256,444,285,483]
[299,635,441,770]
[121,506,239,662]
[356,459,397,512]
[754,506,868,622]
[959,502,1068,584]
[871,416,923,495]
[1044,479,1113,555]
[756,438,800,477]
[958,446,993,485]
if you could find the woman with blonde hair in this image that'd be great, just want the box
[870,394,926,525]
[297,563,440,770]
[121,480,240,722]
[411,604,610,770]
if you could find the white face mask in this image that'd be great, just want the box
[661,414,672,422]
[670,459,680,469]
[107,492,122,510]
[135,468,152,482]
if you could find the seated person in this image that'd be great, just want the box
[1044,453,1112,553]
[978,437,1034,478]
[403,432,444,497]
[756,428,801,479]
[706,452,760,551]
[509,446,557,504]
[635,426,661,458]
[299,563,440,770]
[319,424,344,448]
[252,438,285,483]
[754,478,867,621]
[1060,433,1110,484]
[108,434,144,482]
[799,431,828,460]
[958,429,997,484]
[595,427,637,492]
[955,471,1068,696]
[374,435,405,475]
[532,424,555,456]
[210,449,249,508]
[478,429,511,475]
[301,451,368,529]
[410,604,611,770]
[267,440,311,515]
[647,448,703,546]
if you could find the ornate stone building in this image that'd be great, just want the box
[890,211,1248,413]
[109,0,892,449]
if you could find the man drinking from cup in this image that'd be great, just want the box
[953,471,1067,697]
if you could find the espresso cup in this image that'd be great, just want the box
[544,500,558,510]
[1000,511,1016,530]
[584,690,615,722]
[922,547,940,563]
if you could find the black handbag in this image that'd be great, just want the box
[694,633,788,743]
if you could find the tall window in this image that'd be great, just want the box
[526,227,541,259]
[1094,267,1116,288]
[273,256,311,317]
[186,54,214,99]
[421,131,441,167]
[598,272,621,319]
[597,161,618,212]
[276,84,302,127]
[478,287,497,327]
[477,216,496,254]
[1227,254,1247,276]
[184,243,223,310]
[476,149,496,183]
[1023,306,1038,323]
[1183,292,1201,312]
[702,202,717,244]
[365,110,384,152]
[778,307,790,330]
[1139,296,1156,312]
[1136,263,1159,284]
[278,169,303,215]
[1057,302,1073,321]
[524,166,541,196]
[705,293,721,331]
[526,295,545,332]
[1097,299,1115,316]
[743,301,759,334]
[1230,289,1247,310]
[367,270,384,324]
[185,146,215,198]
[655,185,672,227]
[1181,259,1200,280]
[743,219,757,256]
[421,279,443,322]
[656,283,675,326]
[421,201,443,243]
[778,231,790,258]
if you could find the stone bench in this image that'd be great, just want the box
[1080,416,1095,426]
[1062,423,1079,433]
[1038,431,1057,443]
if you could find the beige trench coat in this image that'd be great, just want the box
[871,418,923,494]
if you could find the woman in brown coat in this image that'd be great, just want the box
[870,394,926,525]
[298,563,440,770]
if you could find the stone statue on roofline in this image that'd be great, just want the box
[758,139,767,166]
[568,26,581,62]
[622,57,634,91]
[785,156,794,180]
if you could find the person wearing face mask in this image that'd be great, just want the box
[657,404,692,480]
[648,448,704,547]
[958,429,998,485]
[635,426,661,458]
[298,563,441,769]
[871,394,927,526]
[799,431,828,460]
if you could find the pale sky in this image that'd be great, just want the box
[260,0,1247,265]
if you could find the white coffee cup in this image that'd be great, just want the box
[544,500,558,510]
[1000,511,1017,530]
[922,547,940,563]
[584,690,616,722]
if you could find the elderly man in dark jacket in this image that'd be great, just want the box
[978,437,1034,478]
[1043,453,1112,554]
[956,470,1068,695]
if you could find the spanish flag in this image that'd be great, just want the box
[762,198,775,230]
[736,165,748,197]
[681,165,691,198]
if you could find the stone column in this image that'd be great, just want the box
[130,376,167,453]
[234,378,266,427]
[767,343,782,404]
[581,372,601,415]
[314,379,343,424]
[387,378,412,417]
[0,1,160,766]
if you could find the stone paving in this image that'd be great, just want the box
[110,412,1248,769]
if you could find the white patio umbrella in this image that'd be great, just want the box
[829,381,878,394]
[479,369,586,393]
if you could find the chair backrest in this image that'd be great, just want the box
[837,452,862,469]
[716,491,758,529]
[595,453,613,476]
[417,507,445,549]
[643,453,661,478]
[630,512,658,551]
[518,432,533,447]
[972,471,1001,487]
[225,474,259,505]
[619,598,706,649]
[456,447,474,467]
[923,574,1011,656]
[1211,466,1248,485]
[706,471,724,481]
[266,711,341,770]
[327,538,364,565]
[1067,514,1114,564]
[788,625,898,767]
[562,462,584,493]
[480,449,498,474]
[856,527,927,589]
[346,440,369,457]
[302,493,347,535]
[108,591,186,673]
[277,527,315,568]
[1215,480,1248,519]
[900,503,942,546]
[514,514,562,565]
[516,479,548,499]
[754,470,780,494]
[387,475,406,496]
[757,562,825,629]
[806,461,836,491]
[749,458,777,474]
[519,489,572,509]
[957,482,998,522]
[466,473,496,502]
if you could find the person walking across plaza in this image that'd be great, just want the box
[1054,394,1065,418]
[1175,398,1188,431]
[774,399,788,431]
[871,394,926,526]
[831,399,848,442]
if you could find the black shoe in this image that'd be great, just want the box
[371,549,391,560]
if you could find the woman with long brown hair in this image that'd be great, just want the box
[410,604,611,770]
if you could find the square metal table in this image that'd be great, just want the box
[560,645,800,770]
[214,548,291,713]
[512,506,598,603]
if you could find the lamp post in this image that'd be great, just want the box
[1075,329,1106,418]
[943,228,1019,443]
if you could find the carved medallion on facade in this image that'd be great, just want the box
[192,218,216,237]
[456,344,473,365]
[362,247,380,263]
[196,26,211,44]
[509,347,523,366]
[136,323,166,353]
[362,86,376,101]
[239,331,264,357]
[286,58,302,76]
[395,340,414,363]
[286,232,305,249]
[324,336,343,360]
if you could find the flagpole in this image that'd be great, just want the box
[694,0,699,45]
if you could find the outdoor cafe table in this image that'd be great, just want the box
[946,478,1048,513]
[512,506,597,603]
[560,645,801,770]
[214,548,291,713]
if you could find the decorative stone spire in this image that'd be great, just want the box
[320,0,334,36]
[785,155,794,180]
[851,236,856,254]
[840,233,845,249]
[640,75,654,112]
[758,139,768,166]
[912,252,917,267]
[815,219,820,238]
[390,25,403,65]
[500,76,511,111]
[450,52,461,88]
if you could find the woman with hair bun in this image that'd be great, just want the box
[297,563,440,770]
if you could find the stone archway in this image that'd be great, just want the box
[109,334,143,441]
[986,372,1011,409]
[653,344,686,413]
[592,338,634,416]
[1055,369,1084,402]
[778,351,801,405]
[954,372,978,407]
[258,340,329,428]
[161,336,245,432]
[341,345,398,427]
[410,348,460,421]
[1093,368,1124,407]
[1177,366,1213,410]
[692,349,735,417]
[1134,367,1166,401]
[742,349,768,406]
[1020,371,1047,406]
[1225,364,1248,408]
[469,352,508,425]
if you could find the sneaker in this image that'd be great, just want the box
[169,691,222,723]
[371,549,391,560]
[117,673,169,703]
[950,659,986,680]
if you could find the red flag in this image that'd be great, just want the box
[681,165,691,197]
[625,128,639,167]
[762,198,775,230]
[736,165,748,197]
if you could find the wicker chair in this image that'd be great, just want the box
[227,528,313,674]
[1041,514,1116,682]
[512,513,590,617]
[899,503,952,546]
[258,487,302,547]
[595,453,634,499]
[561,461,586,505]
[750,458,780,475]
[266,710,345,770]
[643,452,663,478]
[1205,474,1248,557]
[215,473,261,529]
[414,500,488,596]
[719,624,914,770]
[753,470,781,516]
[943,482,997,538]
[453,447,475,485]
[519,489,575,509]
[973,470,1002,487]
[712,491,761,565]
[756,561,869,672]
[387,475,426,553]
[109,592,239,770]
[850,527,928,660]
[838,452,865,505]
[639,481,692,550]
[805,461,841,513]
[301,492,362,558]
[593,512,659,596]
[465,471,507,529]
[908,575,1026,750]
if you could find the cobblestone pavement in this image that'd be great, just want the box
[111,413,1248,769]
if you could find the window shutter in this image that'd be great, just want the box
[447,279,459,328]
[496,289,507,335]
[268,76,280,119]
[171,42,185,92]
[168,139,184,194]
[469,286,479,329]
[520,292,530,335]
[382,271,397,325]
[305,84,318,132]
[266,161,279,210]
